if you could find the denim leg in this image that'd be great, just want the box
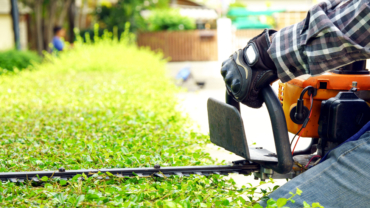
[259,131,370,208]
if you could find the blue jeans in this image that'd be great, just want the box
[260,130,370,207]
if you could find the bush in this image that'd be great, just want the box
[95,0,169,32]
[229,2,247,8]
[146,9,196,31]
[0,50,41,72]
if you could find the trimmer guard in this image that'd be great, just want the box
[207,98,278,163]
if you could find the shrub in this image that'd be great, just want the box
[146,9,196,31]
[229,2,247,8]
[95,0,169,32]
[0,50,41,72]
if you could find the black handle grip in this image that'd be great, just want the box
[226,91,240,112]
[261,86,293,174]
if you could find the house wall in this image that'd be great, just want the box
[0,0,14,50]
[0,0,29,50]
[138,30,218,61]
[0,14,15,50]
[0,0,10,13]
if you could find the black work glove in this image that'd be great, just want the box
[221,29,278,108]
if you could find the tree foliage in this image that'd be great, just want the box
[146,9,196,32]
[19,0,74,55]
[229,2,247,8]
[96,0,170,32]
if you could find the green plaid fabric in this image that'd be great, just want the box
[268,0,370,82]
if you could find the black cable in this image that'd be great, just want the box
[290,125,304,146]
[291,94,314,147]
[299,86,315,100]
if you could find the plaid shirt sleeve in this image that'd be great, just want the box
[268,0,370,82]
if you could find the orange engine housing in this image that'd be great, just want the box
[278,72,370,138]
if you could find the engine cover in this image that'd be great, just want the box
[279,72,370,137]
[318,91,370,143]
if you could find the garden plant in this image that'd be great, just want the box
[0,49,41,73]
[0,26,322,207]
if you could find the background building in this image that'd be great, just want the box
[0,0,30,50]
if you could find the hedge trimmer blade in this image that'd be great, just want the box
[0,160,259,183]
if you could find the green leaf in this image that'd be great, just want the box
[273,185,280,191]
[72,174,82,181]
[59,179,67,186]
[253,204,264,208]
[296,188,303,196]
[238,196,246,203]
[303,201,310,208]
[121,147,129,154]
[267,198,278,208]
[86,194,100,200]
[165,201,177,208]
[276,198,288,207]
[82,173,88,180]
[40,176,48,182]
[222,200,230,206]
[76,195,85,205]
[311,202,324,208]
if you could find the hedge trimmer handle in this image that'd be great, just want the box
[225,86,293,174]
[260,86,293,173]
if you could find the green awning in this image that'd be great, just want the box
[227,8,285,29]
[233,17,272,29]
[227,8,285,17]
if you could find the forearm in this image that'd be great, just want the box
[268,0,370,83]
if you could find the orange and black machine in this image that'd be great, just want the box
[207,60,370,180]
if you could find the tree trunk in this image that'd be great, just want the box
[57,0,73,26]
[44,0,57,51]
[34,0,43,55]
[74,0,80,30]
[80,0,88,29]
[68,0,76,43]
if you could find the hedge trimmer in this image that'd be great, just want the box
[1,60,370,183]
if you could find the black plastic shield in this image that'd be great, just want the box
[207,98,250,159]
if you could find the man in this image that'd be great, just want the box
[221,0,370,207]
[52,26,66,52]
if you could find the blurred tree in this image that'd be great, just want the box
[146,9,195,31]
[229,2,246,8]
[19,0,75,55]
[96,0,170,33]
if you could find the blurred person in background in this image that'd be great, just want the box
[52,26,66,52]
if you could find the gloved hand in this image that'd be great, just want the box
[221,29,278,108]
